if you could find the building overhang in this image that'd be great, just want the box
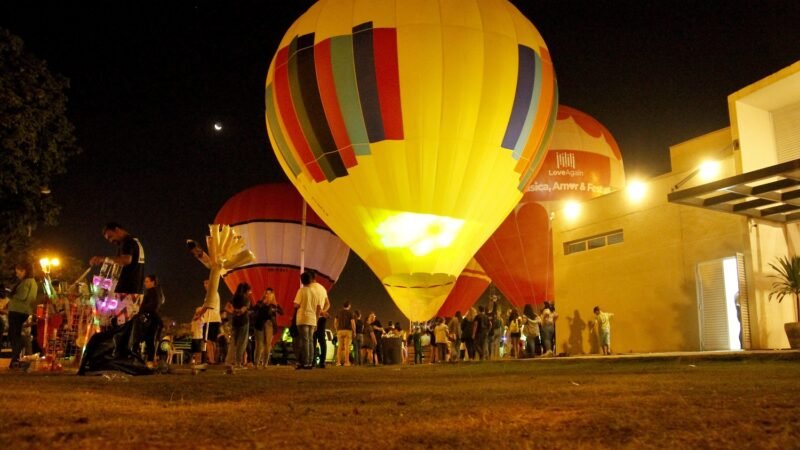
[667,158,800,224]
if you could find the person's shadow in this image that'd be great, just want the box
[565,310,587,355]
[587,318,600,355]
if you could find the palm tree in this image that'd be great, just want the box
[768,255,800,322]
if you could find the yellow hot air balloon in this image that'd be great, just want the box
[265,0,558,321]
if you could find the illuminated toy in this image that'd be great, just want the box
[265,0,558,320]
[91,258,123,323]
[196,224,257,311]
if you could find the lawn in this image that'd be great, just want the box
[1,354,798,449]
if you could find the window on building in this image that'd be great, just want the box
[587,237,606,249]
[564,229,624,255]
[607,231,624,245]
[565,241,586,255]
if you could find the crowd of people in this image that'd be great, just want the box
[404,298,561,364]
[183,287,588,370]
[1,221,616,372]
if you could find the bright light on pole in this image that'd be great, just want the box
[39,257,61,275]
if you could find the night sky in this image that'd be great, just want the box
[2,1,799,323]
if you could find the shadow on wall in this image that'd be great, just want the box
[587,316,599,355]
[675,278,700,351]
[563,310,592,355]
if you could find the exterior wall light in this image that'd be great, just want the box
[626,180,647,202]
[563,201,581,220]
[698,160,721,181]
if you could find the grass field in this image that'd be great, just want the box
[1,354,798,449]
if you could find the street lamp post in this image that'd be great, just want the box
[39,256,60,355]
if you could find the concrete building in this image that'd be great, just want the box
[553,61,800,355]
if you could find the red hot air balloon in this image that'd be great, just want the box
[436,259,491,318]
[215,183,350,327]
[477,106,625,309]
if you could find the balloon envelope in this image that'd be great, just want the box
[477,105,625,309]
[265,0,558,320]
[436,258,490,318]
[215,183,350,327]
[527,105,625,202]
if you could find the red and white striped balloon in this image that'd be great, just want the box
[215,183,350,327]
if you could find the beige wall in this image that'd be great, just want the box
[746,221,800,349]
[553,172,749,355]
[669,128,734,175]
[733,101,778,171]
[728,60,800,171]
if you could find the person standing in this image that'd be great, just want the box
[8,261,37,369]
[522,305,542,358]
[489,311,504,360]
[225,283,252,368]
[461,308,475,361]
[507,310,522,359]
[360,312,376,365]
[447,312,462,362]
[190,306,205,364]
[195,279,221,364]
[293,271,329,370]
[334,301,356,366]
[251,290,270,368]
[433,318,450,363]
[411,325,423,364]
[352,310,363,366]
[395,323,408,364]
[371,315,385,365]
[264,287,283,366]
[256,287,282,367]
[131,274,164,364]
[593,306,614,355]
[314,309,329,368]
[90,222,145,325]
[473,305,490,361]
[541,307,556,356]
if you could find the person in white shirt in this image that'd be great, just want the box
[293,270,329,369]
[593,306,614,356]
[194,279,221,364]
[190,306,205,364]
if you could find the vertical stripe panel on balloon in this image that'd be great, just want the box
[352,22,386,143]
[517,86,559,191]
[372,28,403,140]
[274,45,326,182]
[314,38,358,168]
[291,33,348,181]
[514,48,556,176]
[265,85,302,176]
[512,50,541,161]
[501,45,536,152]
[329,35,371,156]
